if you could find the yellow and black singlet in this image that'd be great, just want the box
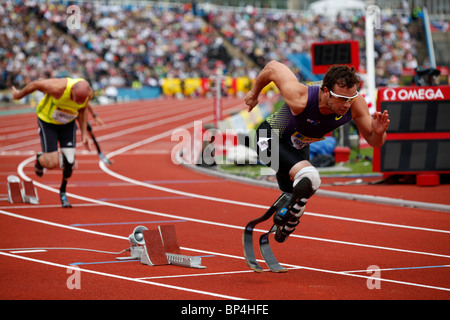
[36,78,89,125]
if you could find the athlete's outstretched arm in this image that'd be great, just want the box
[352,99,390,148]
[77,102,92,151]
[245,60,307,113]
[12,78,66,100]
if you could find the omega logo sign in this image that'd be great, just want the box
[382,88,445,101]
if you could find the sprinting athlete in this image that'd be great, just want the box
[245,60,390,242]
[12,78,93,207]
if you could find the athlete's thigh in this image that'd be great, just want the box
[56,120,77,149]
[37,118,59,153]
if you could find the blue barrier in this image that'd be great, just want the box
[116,86,161,100]
[287,53,322,82]
[310,136,336,158]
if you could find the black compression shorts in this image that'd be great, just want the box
[255,120,310,193]
[37,118,77,153]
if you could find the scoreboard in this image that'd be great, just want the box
[373,85,450,181]
[311,40,360,74]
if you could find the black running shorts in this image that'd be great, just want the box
[37,118,77,153]
[255,120,310,193]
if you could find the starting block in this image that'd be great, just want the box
[6,175,39,205]
[22,180,39,204]
[140,229,169,266]
[159,224,181,254]
[7,175,22,204]
[120,224,206,269]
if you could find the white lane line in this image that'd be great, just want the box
[2,208,450,293]
[98,117,450,234]
[0,251,245,300]
[8,165,450,262]
[9,100,450,295]
[9,250,47,254]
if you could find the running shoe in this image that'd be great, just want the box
[34,152,44,177]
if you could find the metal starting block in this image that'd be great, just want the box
[166,253,206,269]
[6,175,39,204]
[140,229,169,266]
[22,180,39,204]
[133,224,206,269]
[7,175,22,204]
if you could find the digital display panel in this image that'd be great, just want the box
[374,86,450,174]
[314,43,351,65]
[380,140,450,172]
[379,101,450,133]
[311,40,360,74]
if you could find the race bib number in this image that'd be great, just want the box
[257,137,271,151]
[52,108,78,124]
[291,131,324,150]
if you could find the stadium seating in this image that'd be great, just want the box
[1,0,419,98]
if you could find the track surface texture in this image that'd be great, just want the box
[1,98,449,307]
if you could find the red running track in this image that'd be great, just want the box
[0,97,449,303]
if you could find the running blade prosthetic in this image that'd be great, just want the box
[243,194,288,272]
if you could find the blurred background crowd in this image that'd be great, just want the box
[0,0,447,100]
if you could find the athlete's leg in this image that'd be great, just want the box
[290,162,321,205]
[34,153,44,177]
[274,162,321,242]
[60,148,76,179]
[255,121,321,242]
[57,120,77,177]
[274,206,305,243]
[58,121,77,208]
[36,119,60,176]
[36,152,60,169]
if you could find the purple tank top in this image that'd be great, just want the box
[266,86,352,149]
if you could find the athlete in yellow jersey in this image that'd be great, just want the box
[12,78,93,207]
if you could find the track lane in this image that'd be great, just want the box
[1,98,450,300]
[7,154,450,298]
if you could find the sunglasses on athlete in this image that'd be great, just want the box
[329,90,359,104]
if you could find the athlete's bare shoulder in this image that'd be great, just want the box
[34,78,68,99]
[282,82,309,116]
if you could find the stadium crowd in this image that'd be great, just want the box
[205,5,418,85]
[1,0,418,95]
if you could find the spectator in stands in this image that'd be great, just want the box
[0,0,420,95]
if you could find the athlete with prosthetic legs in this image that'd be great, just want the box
[12,78,92,207]
[246,60,390,244]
